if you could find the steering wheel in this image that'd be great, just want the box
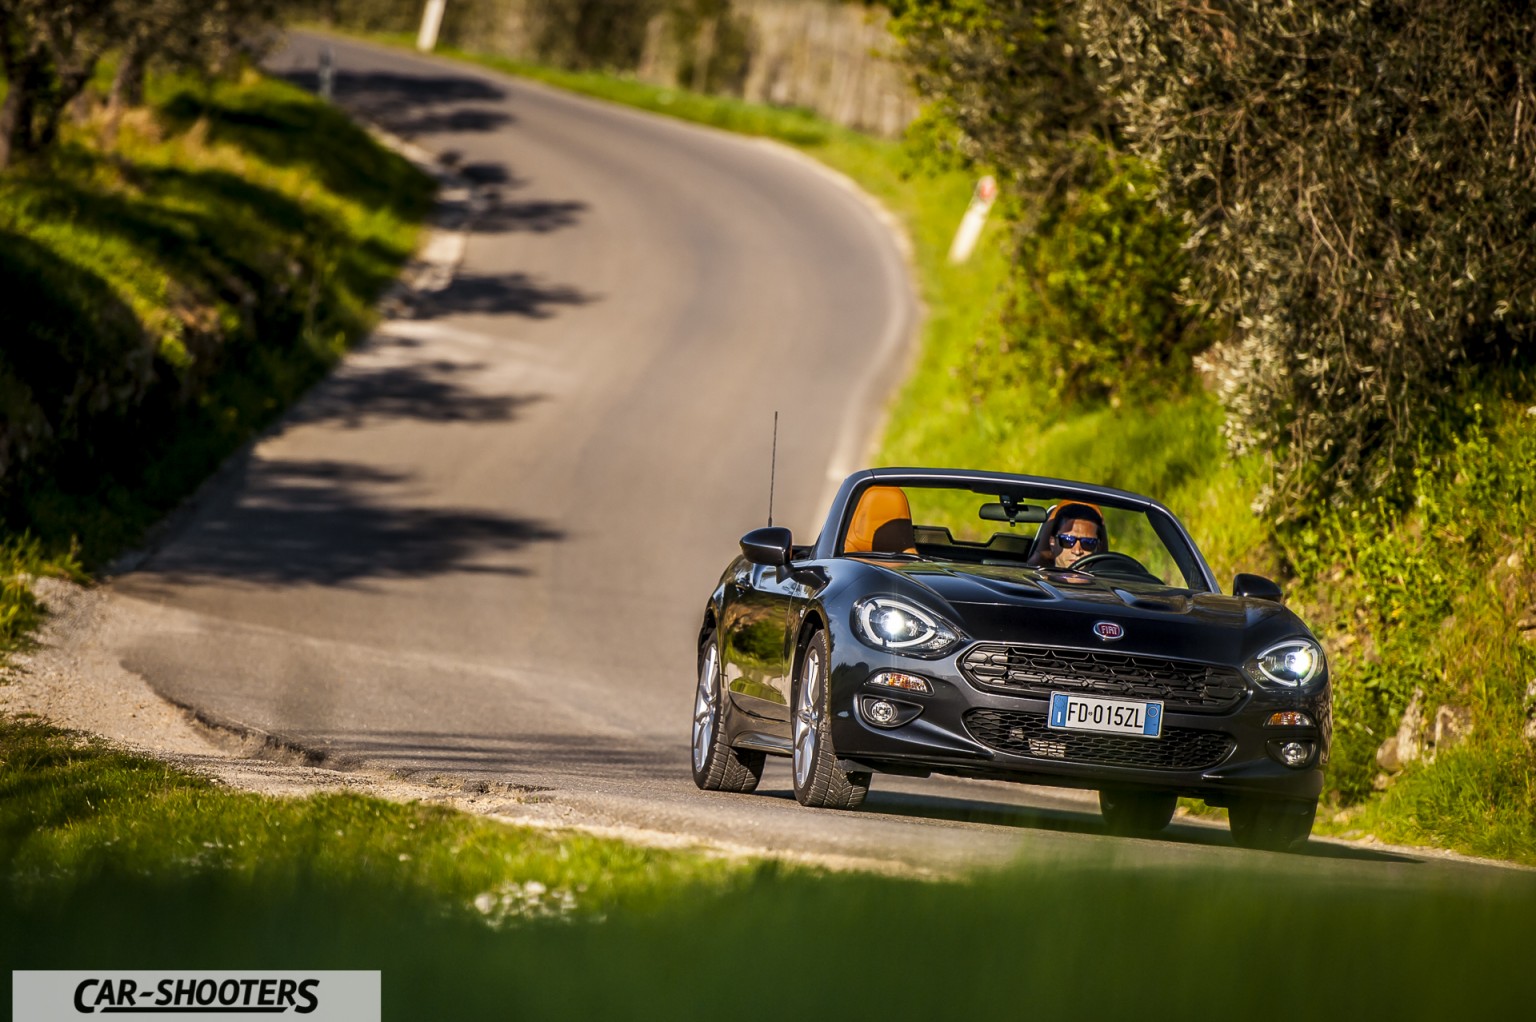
[1070,552,1161,581]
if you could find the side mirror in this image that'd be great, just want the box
[741,526,793,568]
[1232,573,1284,602]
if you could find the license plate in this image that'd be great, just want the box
[1048,692,1163,738]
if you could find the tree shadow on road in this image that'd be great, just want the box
[129,456,563,588]
[393,107,516,136]
[410,272,594,319]
[278,68,512,135]
[471,199,589,234]
[284,335,546,429]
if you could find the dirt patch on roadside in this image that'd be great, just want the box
[2,577,435,801]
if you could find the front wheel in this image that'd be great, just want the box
[691,630,764,793]
[1098,789,1178,836]
[791,629,869,809]
[1228,797,1317,852]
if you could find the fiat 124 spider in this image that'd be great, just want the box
[691,468,1330,851]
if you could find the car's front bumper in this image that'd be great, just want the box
[827,646,1330,805]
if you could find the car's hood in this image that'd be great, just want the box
[870,561,1295,664]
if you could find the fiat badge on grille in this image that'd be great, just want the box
[1093,621,1124,641]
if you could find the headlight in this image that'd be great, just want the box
[852,597,961,656]
[1247,639,1326,688]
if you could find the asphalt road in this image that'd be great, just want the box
[104,33,1521,882]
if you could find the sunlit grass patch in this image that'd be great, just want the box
[0,717,752,919]
[0,537,82,662]
[0,68,434,572]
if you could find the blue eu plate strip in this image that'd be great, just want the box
[1049,692,1069,728]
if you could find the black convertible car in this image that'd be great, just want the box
[691,468,1331,851]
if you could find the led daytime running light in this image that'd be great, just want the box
[1250,639,1325,688]
[853,597,960,656]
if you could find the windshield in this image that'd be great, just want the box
[838,481,1208,591]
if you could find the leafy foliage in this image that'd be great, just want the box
[886,1,1536,859]
[1004,151,1212,406]
[0,535,80,658]
[521,0,663,71]
[1080,0,1536,513]
[890,0,1204,407]
[890,0,1111,210]
[1289,395,1536,813]
[0,0,120,164]
[0,0,292,166]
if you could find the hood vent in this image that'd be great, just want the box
[1111,587,1191,613]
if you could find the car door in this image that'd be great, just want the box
[721,561,799,722]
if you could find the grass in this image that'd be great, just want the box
[0,64,434,667]
[1294,395,1536,857]
[0,66,433,576]
[3,716,1536,1020]
[0,717,745,919]
[0,536,82,661]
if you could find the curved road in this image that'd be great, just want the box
[105,34,1516,880]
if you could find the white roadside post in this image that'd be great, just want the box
[947,174,998,264]
[417,0,448,52]
[317,45,335,101]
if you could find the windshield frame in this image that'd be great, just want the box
[816,468,1219,594]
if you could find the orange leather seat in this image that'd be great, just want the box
[843,486,918,555]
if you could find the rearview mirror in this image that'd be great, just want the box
[979,502,1047,525]
[1232,573,1284,602]
[741,526,793,567]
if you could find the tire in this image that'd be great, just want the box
[1228,797,1317,852]
[1098,789,1178,836]
[691,630,765,793]
[791,628,870,809]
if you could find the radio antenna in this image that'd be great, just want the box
[767,411,778,527]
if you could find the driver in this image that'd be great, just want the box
[1034,503,1106,569]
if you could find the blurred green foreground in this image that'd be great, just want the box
[2,717,1531,1021]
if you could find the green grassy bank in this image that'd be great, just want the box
[4,717,1535,1019]
[0,65,433,629]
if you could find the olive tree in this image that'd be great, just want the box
[0,0,117,166]
[1079,0,1536,511]
[0,0,291,167]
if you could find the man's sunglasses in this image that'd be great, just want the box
[1056,534,1101,551]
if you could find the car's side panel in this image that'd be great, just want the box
[720,559,801,722]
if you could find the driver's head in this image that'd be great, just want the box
[1047,504,1105,569]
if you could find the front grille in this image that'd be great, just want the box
[964,708,1235,771]
[961,643,1247,712]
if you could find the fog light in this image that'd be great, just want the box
[856,695,921,728]
[1277,741,1313,768]
[870,671,932,693]
[1266,711,1313,727]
